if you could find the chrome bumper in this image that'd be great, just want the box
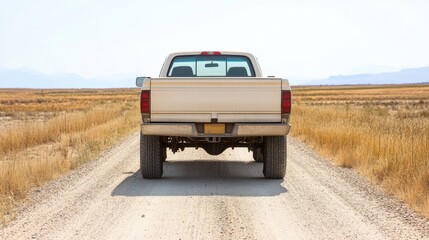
[141,123,290,137]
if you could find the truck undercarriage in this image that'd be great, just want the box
[162,136,262,155]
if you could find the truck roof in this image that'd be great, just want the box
[167,51,256,58]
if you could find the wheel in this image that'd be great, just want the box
[161,147,167,162]
[252,148,264,162]
[263,136,287,179]
[140,133,163,179]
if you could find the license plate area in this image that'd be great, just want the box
[204,124,225,134]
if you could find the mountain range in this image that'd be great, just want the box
[0,68,143,88]
[308,66,429,85]
[0,66,428,88]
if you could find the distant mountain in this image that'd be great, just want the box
[2,66,429,88]
[308,66,429,85]
[0,68,141,88]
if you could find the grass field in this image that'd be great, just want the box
[291,84,429,217]
[0,88,140,224]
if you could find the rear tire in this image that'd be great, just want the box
[140,133,163,179]
[161,147,167,162]
[263,136,287,179]
[253,148,264,162]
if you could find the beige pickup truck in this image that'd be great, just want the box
[136,51,291,179]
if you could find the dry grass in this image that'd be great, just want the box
[0,88,140,224]
[0,88,137,112]
[291,84,429,217]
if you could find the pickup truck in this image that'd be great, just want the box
[136,51,291,179]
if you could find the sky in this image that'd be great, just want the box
[1,0,429,83]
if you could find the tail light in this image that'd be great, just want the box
[201,51,221,55]
[282,90,291,113]
[140,90,150,113]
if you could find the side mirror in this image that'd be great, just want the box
[136,77,149,87]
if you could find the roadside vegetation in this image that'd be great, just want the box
[0,89,140,224]
[291,84,429,217]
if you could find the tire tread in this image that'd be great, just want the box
[263,136,287,179]
[140,134,163,179]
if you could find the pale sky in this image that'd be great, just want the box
[1,0,429,82]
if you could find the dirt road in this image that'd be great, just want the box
[1,133,428,240]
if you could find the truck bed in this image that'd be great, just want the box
[150,77,282,123]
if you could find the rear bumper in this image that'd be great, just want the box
[140,123,290,137]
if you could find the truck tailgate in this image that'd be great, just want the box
[150,78,282,123]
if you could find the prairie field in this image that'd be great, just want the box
[0,88,140,224]
[291,84,429,216]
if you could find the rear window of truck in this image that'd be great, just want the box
[167,55,255,77]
